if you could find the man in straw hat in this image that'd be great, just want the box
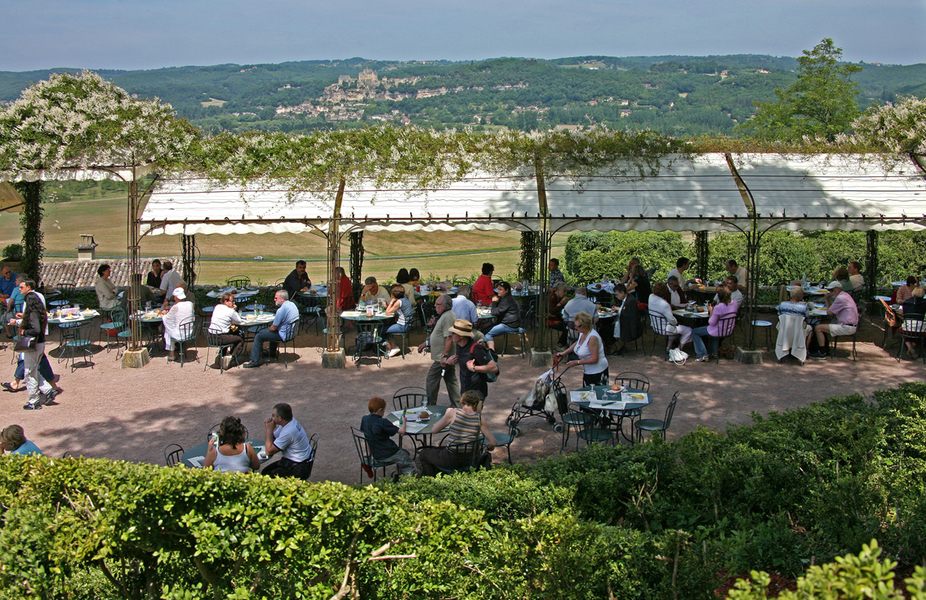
[445,319,498,413]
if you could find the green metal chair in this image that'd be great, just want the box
[99,306,126,353]
[434,435,487,475]
[353,320,385,367]
[351,427,400,484]
[635,392,680,443]
[203,323,241,373]
[62,322,94,372]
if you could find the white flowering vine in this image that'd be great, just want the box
[851,96,926,156]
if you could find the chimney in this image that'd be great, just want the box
[77,234,97,261]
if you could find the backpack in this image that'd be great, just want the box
[469,341,500,383]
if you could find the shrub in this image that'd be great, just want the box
[1,243,22,262]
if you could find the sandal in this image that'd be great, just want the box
[696,355,710,362]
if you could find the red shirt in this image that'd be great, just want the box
[472,275,495,307]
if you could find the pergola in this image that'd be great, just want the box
[139,152,926,365]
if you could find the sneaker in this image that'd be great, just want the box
[388,347,401,358]
[810,351,828,360]
[23,402,42,410]
[43,390,58,406]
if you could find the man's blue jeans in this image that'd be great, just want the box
[250,329,283,363]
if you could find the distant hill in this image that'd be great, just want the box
[1,55,922,137]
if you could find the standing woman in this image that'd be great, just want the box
[146,259,164,289]
[556,310,609,387]
[19,279,56,410]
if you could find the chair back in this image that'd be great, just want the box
[614,371,650,392]
[69,321,93,344]
[715,314,737,338]
[901,318,926,336]
[178,319,197,343]
[109,307,127,328]
[350,427,374,474]
[439,435,487,473]
[164,443,184,467]
[392,386,429,411]
[419,302,437,331]
[649,313,671,336]
[663,392,680,430]
[226,276,250,288]
[355,320,382,343]
[304,433,318,479]
[203,322,226,348]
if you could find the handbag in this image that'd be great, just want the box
[14,336,36,352]
[668,347,688,365]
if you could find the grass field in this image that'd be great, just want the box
[0,192,567,285]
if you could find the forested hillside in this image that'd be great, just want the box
[0,55,922,137]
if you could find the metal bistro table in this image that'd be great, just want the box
[386,405,449,454]
[672,308,709,328]
[48,310,100,352]
[130,310,165,351]
[181,438,270,469]
[571,386,653,444]
[239,312,276,347]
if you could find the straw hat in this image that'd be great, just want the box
[449,319,474,338]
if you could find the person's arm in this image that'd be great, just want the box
[480,419,498,450]
[264,418,282,457]
[567,335,599,370]
[246,443,261,471]
[385,298,400,316]
[431,408,456,435]
[203,439,217,469]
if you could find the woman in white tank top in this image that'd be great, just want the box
[203,415,260,473]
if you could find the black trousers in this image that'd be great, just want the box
[262,456,312,479]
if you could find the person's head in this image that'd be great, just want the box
[789,286,805,301]
[15,274,25,285]
[368,397,387,415]
[915,288,926,300]
[614,282,628,300]
[554,281,568,298]
[97,264,111,278]
[825,280,843,296]
[652,281,670,302]
[628,257,640,270]
[295,260,306,274]
[907,276,918,287]
[0,425,27,452]
[364,276,378,292]
[391,285,405,300]
[162,260,173,271]
[20,279,34,294]
[0,265,11,279]
[481,263,494,276]
[549,258,560,271]
[275,290,289,306]
[435,293,453,313]
[221,292,236,307]
[449,319,475,346]
[725,259,738,274]
[272,402,293,423]
[676,257,690,270]
[848,261,862,275]
[667,276,680,291]
[834,266,850,281]
[457,285,472,299]
[496,281,511,297]
[575,286,588,297]
[396,268,410,284]
[573,311,594,331]
[460,390,481,410]
[173,288,187,302]
[631,264,646,279]
[725,276,738,292]
[409,268,420,282]
[716,287,732,305]
[335,266,347,278]
[218,416,247,446]
[151,259,161,272]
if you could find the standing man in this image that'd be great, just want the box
[445,319,498,413]
[282,260,311,300]
[419,294,460,406]
[548,258,565,291]
[262,402,313,478]
[0,265,17,302]
[159,260,183,306]
[452,285,479,325]
[809,281,858,359]
[472,263,495,306]
[848,261,865,291]
[243,290,299,368]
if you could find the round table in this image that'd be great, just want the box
[386,405,450,452]
[572,386,653,444]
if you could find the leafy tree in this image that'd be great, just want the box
[737,38,863,141]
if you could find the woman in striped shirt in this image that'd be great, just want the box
[418,391,497,477]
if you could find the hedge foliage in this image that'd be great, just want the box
[561,229,926,287]
[3,383,926,599]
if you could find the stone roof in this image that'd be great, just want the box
[39,258,180,288]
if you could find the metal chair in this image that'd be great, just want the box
[353,321,385,367]
[392,386,429,411]
[164,443,184,467]
[351,427,400,483]
[635,392,679,442]
[897,318,925,363]
[498,327,528,358]
[647,313,676,360]
[62,322,94,372]
[271,317,300,368]
[561,402,611,452]
[492,426,516,464]
[418,301,436,333]
[712,313,738,363]
[98,306,126,353]
[203,323,241,373]
[607,371,651,442]
[226,276,251,288]
[173,319,199,367]
[751,319,774,351]
[832,324,860,361]
[434,435,488,475]
[384,323,410,359]
[303,433,319,480]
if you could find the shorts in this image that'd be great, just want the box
[829,323,857,337]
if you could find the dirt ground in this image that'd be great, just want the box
[2,314,922,485]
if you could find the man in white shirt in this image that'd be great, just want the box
[848,261,864,291]
[262,402,313,479]
[713,276,744,306]
[725,259,749,296]
[666,257,698,290]
[159,260,184,305]
[563,287,598,322]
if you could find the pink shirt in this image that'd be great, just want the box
[828,292,858,326]
[707,301,738,337]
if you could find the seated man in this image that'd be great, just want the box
[243,290,299,368]
[0,265,17,302]
[667,257,699,290]
[547,258,565,291]
[609,283,641,356]
[899,287,926,358]
[262,402,313,478]
[619,257,640,285]
[360,276,391,304]
[563,287,598,323]
[483,281,521,353]
[713,276,743,306]
[451,285,479,325]
[282,260,311,299]
[667,276,687,308]
[809,281,858,359]
[725,259,749,295]
[848,261,865,291]
[360,396,416,479]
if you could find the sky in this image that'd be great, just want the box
[3,0,924,72]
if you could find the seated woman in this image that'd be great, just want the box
[626,263,651,305]
[899,287,926,358]
[832,267,854,295]
[648,281,692,353]
[94,264,120,312]
[334,266,355,311]
[396,268,416,308]
[162,288,195,362]
[0,424,43,456]
[691,287,738,361]
[896,275,919,305]
[483,281,522,353]
[556,310,609,387]
[203,415,260,473]
[208,293,244,359]
[383,284,413,358]
[146,259,164,289]
[408,268,422,287]
[418,390,497,477]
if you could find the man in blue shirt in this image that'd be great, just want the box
[243,290,299,368]
[0,265,17,301]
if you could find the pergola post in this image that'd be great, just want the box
[695,231,709,281]
[349,231,363,303]
[531,156,552,366]
[122,164,149,368]
[181,234,197,288]
[866,230,878,316]
[322,180,347,368]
